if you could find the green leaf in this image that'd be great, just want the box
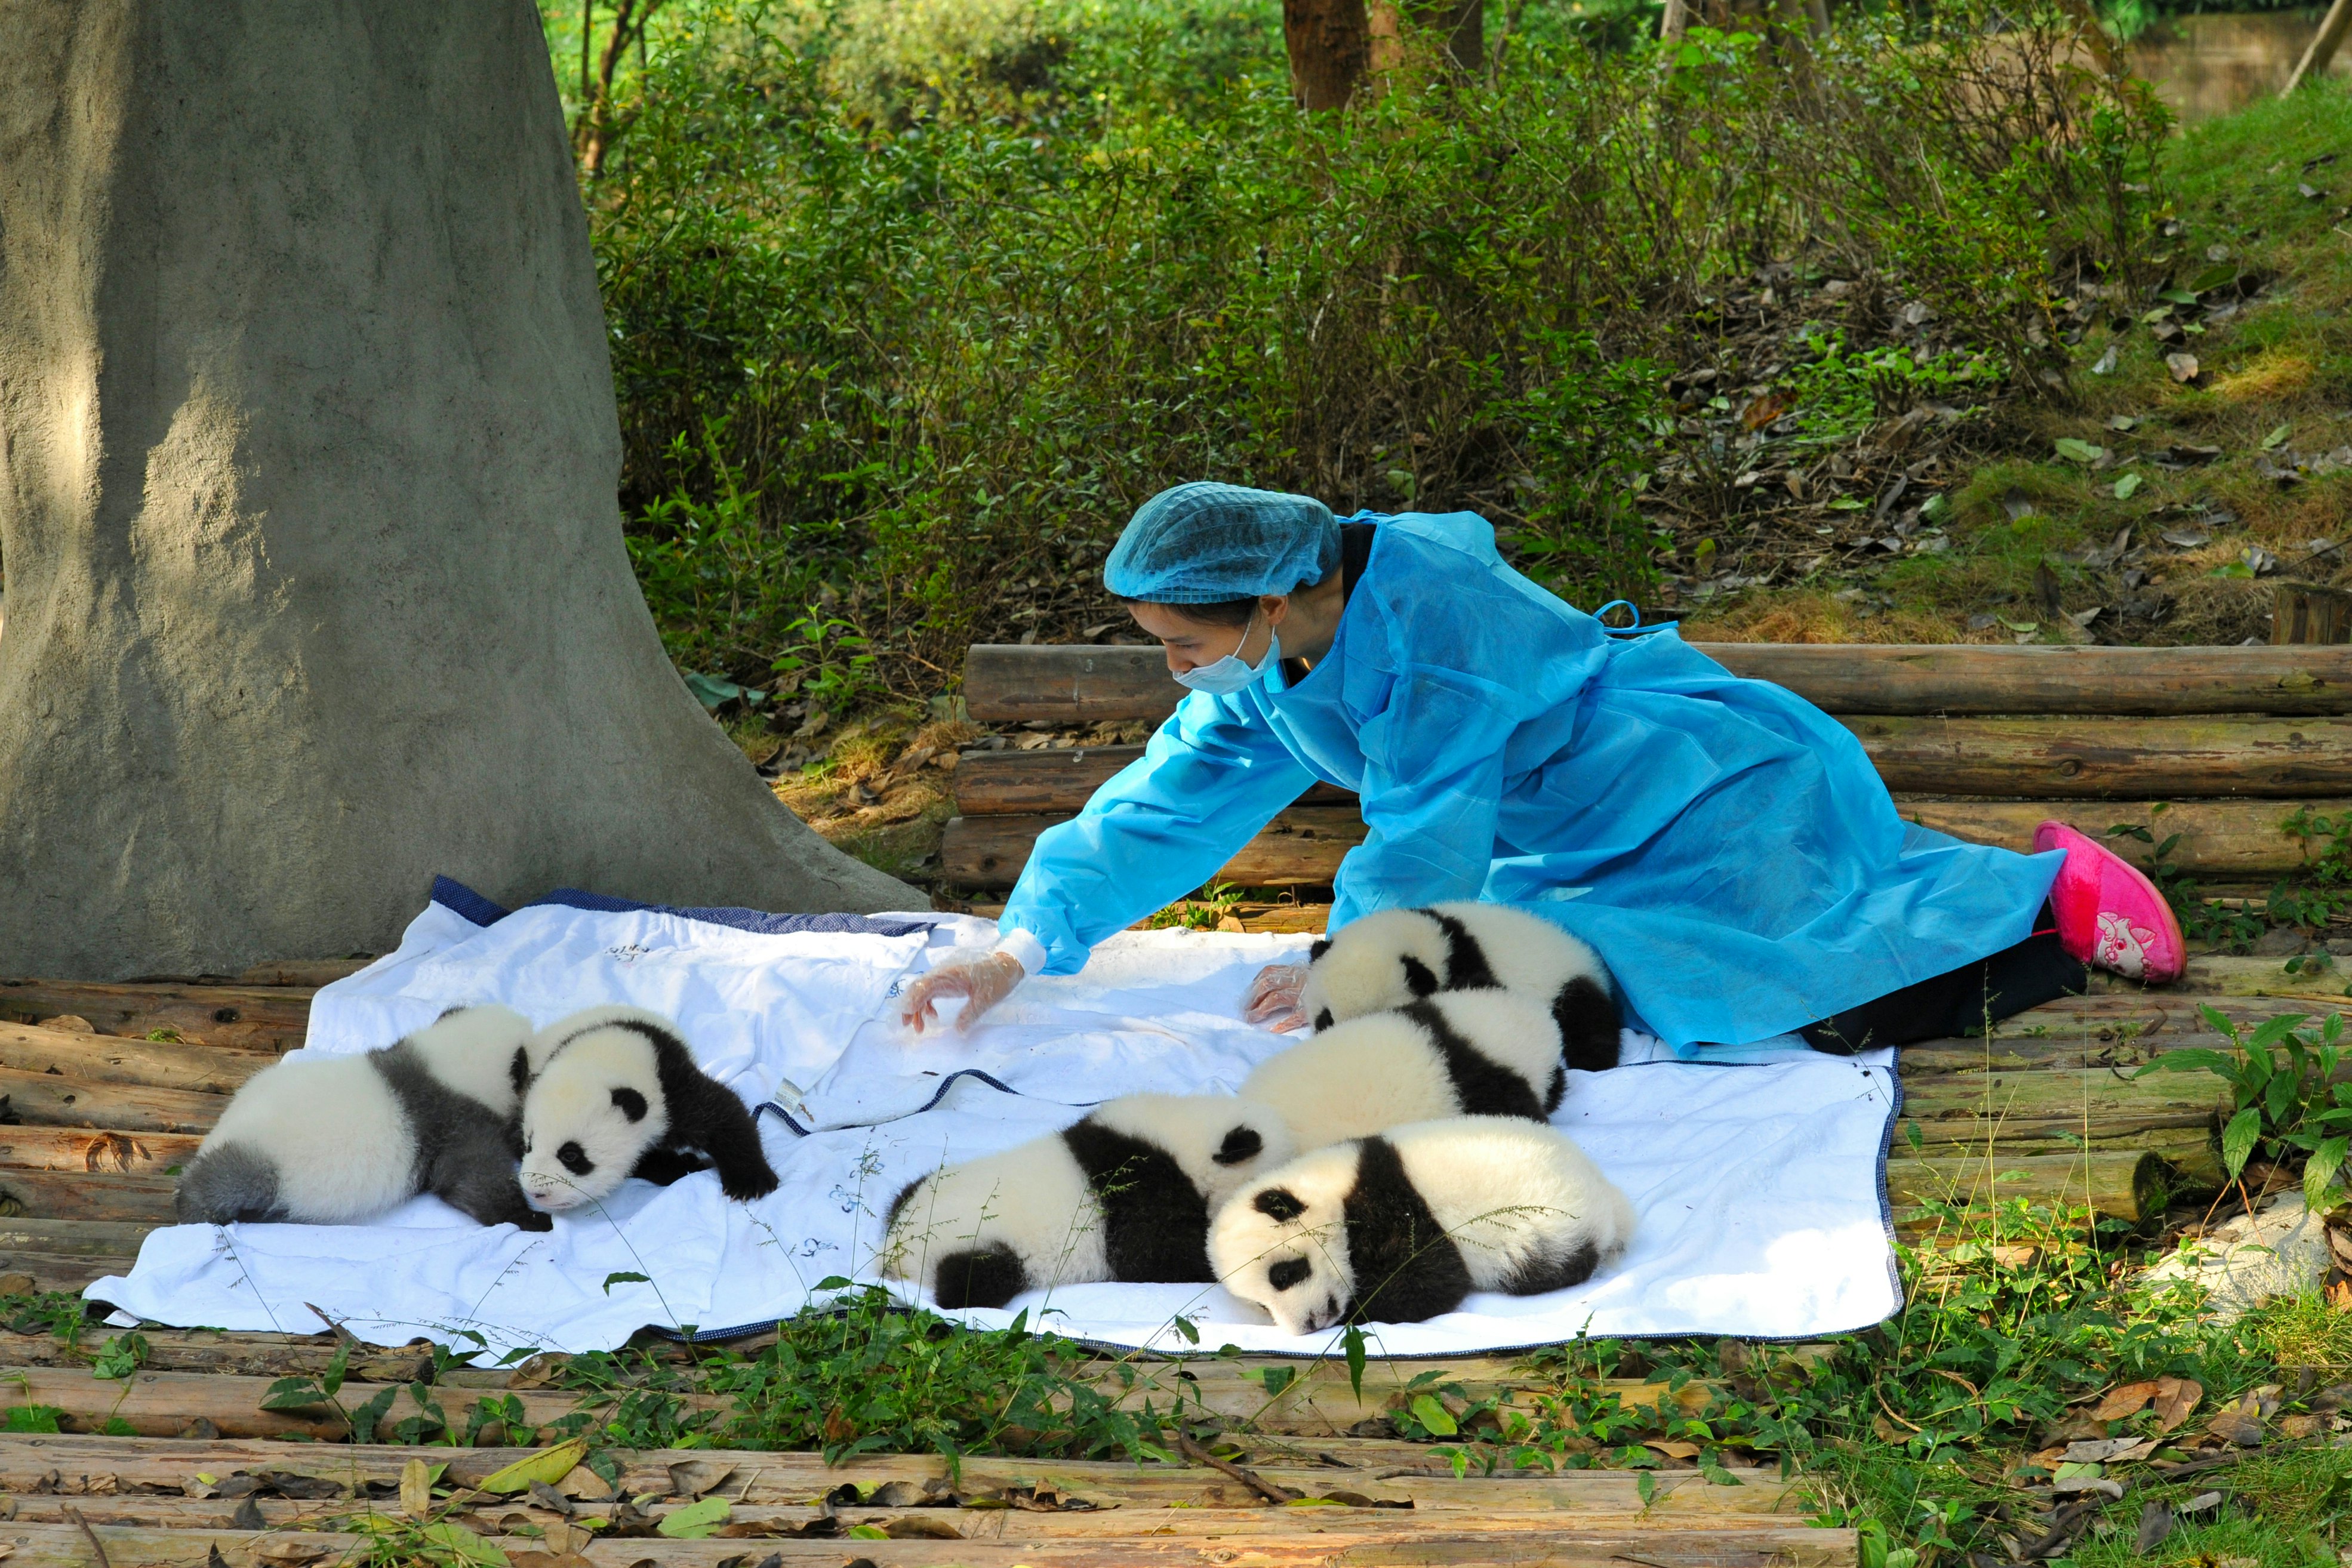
[260,1375,331,1412]
[1411,1394,1460,1436]
[2113,472,2142,501]
[2,1405,61,1434]
[417,1522,510,1568]
[1636,1470,1658,1508]
[2264,423,2293,451]
[478,1436,590,1495]
[1343,1323,1368,1401]
[602,1272,652,1295]
[2160,287,2200,305]
[2212,562,2256,579]
[2306,1136,2348,1209]
[2223,1106,2262,1179]
[847,1523,890,1539]
[322,1339,350,1400]
[1260,1365,1295,1397]
[658,1496,734,1539]
[683,672,759,710]
[1827,497,1868,510]
[348,1385,396,1446]
[2055,437,2104,464]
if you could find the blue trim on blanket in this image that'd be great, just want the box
[430,876,513,928]
[427,874,935,938]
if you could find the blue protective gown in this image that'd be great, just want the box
[999,510,2063,1051]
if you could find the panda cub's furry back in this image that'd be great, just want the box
[518,1007,780,1213]
[882,1093,1295,1310]
[1241,990,1569,1151]
[1209,1116,1634,1336]
[176,1005,549,1231]
[1301,901,1621,1072]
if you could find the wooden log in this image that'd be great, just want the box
[0,1367,592,1442]
[956,746,1356,815]
[943,796,2341,890]
[0,982,309,1052]
[0,1436,1805,1516]
[0,1219,161,1261]
[0,1128,204,1176]
[0,1254,140,1295]
[962,643,2352,724]
[0,1067,225,1135]
[0,1498,1846,1558]
[943,808,1366,889]
[1900,797,2347,877]
[233,960,369,988]
[1886,1150,2165,1221]
[1849,716,2352,798]
[0,1024,273,1096]
[0,1330,433,1383]
[1898,1068,2222,1148]
[1901,1032,2229,1076]
[0,1170,177,1227]
[0,1521,1856,1568]
[960,723,2352,817]
[2274,583,2352,645]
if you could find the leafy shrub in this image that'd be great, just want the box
[564,0,2169,690]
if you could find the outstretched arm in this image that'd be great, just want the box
[676,1074,780,1202]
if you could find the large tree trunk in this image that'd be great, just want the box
[1284,0,1374,108]
[0,0,912,980]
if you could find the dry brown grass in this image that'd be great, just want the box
[1682,589,1964,645]
[2212,346,2319,404]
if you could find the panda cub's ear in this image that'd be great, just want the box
[1401,956,1441,997]
[611,1086,649,1122]
[509,1047,531,1098]
[1309,938,1331,960]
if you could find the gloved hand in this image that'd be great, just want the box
[1243,962,1312,1032]
[898,948,1027,1036]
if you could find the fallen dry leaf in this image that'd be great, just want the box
[253,1545,331,1567]
[1643,1440,1703,1459]
[2279,1413,2320,1439]
[2089,1381,2161,1421]
[2153,1376,2204,1433]
[401,1457,431,1521]
[666,1461,735,1500]
[556,1465,614,1502]
[2166,352,2201,383]
[1741,389,1797,432]
[2206,1410,2264,1447]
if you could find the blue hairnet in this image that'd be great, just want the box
[1103,482,1339,603]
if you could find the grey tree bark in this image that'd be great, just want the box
[0,0,913,980]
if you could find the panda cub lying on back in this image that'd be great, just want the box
[1240,990,1568,1151]
[882,1093,1296,1310]
[1209,1116,1634,1336]
[1301,901,1621,1072]
[518,1006,780,1214]
[176,1005,550,1230]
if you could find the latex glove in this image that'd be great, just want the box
[1243,962,1312,1032]
[898,949,1026,1036]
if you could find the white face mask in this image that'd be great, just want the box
[1174,607,1280,696]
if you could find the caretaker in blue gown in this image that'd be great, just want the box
[897,482,2174,1053]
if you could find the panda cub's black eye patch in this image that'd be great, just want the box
[1268,1258,1311,1291]
[611,1086,648,1122]
[557,1141,595,1176]
[1212,1128,1263,1166]
[1255,1187,1306,1222]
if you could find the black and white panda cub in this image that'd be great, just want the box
[1208,1116,1634,1336]
[1240,990,1569,1150]
[517,1006,781,1214]
[176,1005,550,1230]
[1300,901,1621,1072]
[882,1093,1297,1310]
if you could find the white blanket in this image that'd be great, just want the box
[91,883,1901,1358]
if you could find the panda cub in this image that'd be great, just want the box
[1208,1116,1634,1336]
[1241,989,1567,1151]
[1300,901,1622,1072]
[176,1005,550,1230]
[882,1093,1296,1311]
[518,1006,780,1214]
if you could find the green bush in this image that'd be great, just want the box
[567,0,2169,692]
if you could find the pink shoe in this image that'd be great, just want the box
[2034,821,2187,984]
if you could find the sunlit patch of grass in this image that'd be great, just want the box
[1682,589,1873,643]
[2243,1290,2352,1379]
[2214,345,2320,403]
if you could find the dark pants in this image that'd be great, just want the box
[1799,905,2085,1054]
